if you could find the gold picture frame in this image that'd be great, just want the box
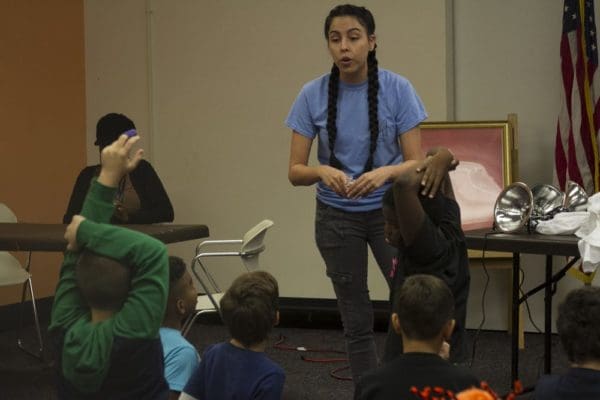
[420,115,518,258]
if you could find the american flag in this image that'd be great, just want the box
[555,0,600,194]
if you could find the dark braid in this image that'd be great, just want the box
[365,49,379,172]
[327,64,343,169]
[324,4,379,173]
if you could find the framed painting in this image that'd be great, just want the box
[419,119,518,256]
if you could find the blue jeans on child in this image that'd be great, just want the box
[315,200,395,384]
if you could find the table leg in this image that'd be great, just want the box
[544,255,552,373]
[511,252,520,384]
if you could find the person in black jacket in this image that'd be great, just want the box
[63,113,174,224]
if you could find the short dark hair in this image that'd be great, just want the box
[557,286,600,364]
[168,256,187,289]
[76,250,132,311]
[220,271,279,347]
[394,274,454,340]
[95,113,135,148]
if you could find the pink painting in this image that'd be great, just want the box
[420,123,512,231]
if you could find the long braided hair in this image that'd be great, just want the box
[324,4,379,173]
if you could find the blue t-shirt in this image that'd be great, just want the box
[285,68,427,211]
[160,327,200,392]
[182,342,285,400]
[534,368,600,400]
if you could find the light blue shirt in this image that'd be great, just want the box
[160,327,200,392]
[286,69,427,211]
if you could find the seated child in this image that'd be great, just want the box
[534,286,600,400]
[355,274,479,400]
[49,134,170,399]
[160,256,201,399]
[180,271,285,400]
[382,147,470,364]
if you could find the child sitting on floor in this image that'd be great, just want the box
[534,286,600,400]
[180,270,285,400]
[49,134,170,399]
[160,256,200,399]
[355,274,479,400]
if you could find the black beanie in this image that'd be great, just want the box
[94,113,136,148]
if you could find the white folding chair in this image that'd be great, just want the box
[0,203,43,358]
[181,219,274,336]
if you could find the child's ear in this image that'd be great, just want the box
[442,319,455,341]
[176,298,186,315]
[274,310,280,326]
[391,313,402,335]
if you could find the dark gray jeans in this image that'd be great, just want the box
[315,200,395,384]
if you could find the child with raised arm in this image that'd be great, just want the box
[355,274,479,400]
[49,134,170,399]
[381,147,470,364]
[180,271,285,400]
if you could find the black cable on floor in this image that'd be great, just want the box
[468,233,491,368]
[518,267,542,334]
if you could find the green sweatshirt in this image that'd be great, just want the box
[49,179,169,396]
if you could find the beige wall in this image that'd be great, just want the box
[84,0,151,164]
[85,0,452,301]
[0,0,86,305]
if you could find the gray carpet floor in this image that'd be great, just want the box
[0,318,569,399]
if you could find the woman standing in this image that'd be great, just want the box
[285,4,434,383]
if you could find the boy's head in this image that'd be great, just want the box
[392,274,455,343]
[382,186,446,248]
[166,256,197,321]
[220,271,279,348]
[557,286,600,365]
[76,250,132,312]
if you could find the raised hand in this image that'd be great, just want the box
[98,134,144,188]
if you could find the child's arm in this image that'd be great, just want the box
[440,171,456,201]
[77,220,168,338]
[392,162,427,247]
[49,180,119,331]
[50,135,145,332]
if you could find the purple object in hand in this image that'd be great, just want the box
[123,129,137,138]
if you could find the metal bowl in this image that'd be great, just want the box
[563,181,588,211]
[531,184,564,219]
[493,182,533,232]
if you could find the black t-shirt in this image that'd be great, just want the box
[397,195,466,284]
[355,352,480,400]
[386,195,470,363]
